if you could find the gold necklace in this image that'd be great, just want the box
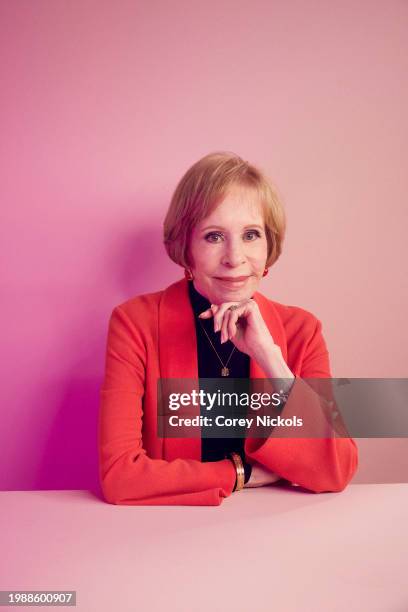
[198,318,236,376]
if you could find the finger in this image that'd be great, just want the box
[213,302,237,332]
[213,305,229,333]
[220,309,231,344]
[206,304,220,331]
[197,304,218,324]
[198,308,213,319]
[227,308,241,340]
[227,301,257,338]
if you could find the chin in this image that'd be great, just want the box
[201,276,260,304]
[215,287,254,304]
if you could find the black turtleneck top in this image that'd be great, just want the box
[188,280,253,487]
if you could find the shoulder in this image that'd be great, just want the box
[271,298,321,329]
[260,295,330,375]
[116,287,164,315]
[107,287,164,339]
[258,293,324,342]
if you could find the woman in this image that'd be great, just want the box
[98,151,358,506]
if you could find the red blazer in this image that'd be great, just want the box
[98,277,358,505]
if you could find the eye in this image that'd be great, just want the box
[205,232,224,243]
[244,229,262,241]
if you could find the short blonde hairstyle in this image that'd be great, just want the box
[163,151,286,269]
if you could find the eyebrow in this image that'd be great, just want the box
[201,224,265,232]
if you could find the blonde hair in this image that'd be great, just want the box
[163,151,286,269]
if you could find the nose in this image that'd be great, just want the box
[221,237,247,267]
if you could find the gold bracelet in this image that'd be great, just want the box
[229,452,245,492]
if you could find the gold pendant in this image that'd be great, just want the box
[221,367,229,376]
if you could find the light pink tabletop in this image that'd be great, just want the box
[1,484,407,611]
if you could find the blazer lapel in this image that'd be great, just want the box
[158,277,201,460]
[158,277,289,461]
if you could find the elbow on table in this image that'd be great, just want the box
[100,474,128,505]
[100,475,148,505]
[100,482,123,505]
[98,451,147,505]
[311,477,352,494]
[311,441,359,494]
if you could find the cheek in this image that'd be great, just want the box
[197,240,217,258]
[190,241,215,271]
[249,241,268,262]
[199,249,218,271]
[188,235,204,266]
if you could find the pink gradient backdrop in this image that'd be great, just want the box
[1,1,407,491]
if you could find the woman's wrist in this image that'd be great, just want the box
[228,450,252,488]
[255,343,295,389]
[228,452,245,491]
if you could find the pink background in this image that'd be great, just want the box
[1,1,407,492]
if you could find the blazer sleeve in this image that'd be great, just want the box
[98,306,237,506]
[244,317,359,493]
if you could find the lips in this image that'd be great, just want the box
[215,276,250,282]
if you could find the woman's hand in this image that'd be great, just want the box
[199,300,295,388]
[198,299,276,363]
[244,461,282,488]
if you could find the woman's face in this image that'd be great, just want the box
[188,185,268,304]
